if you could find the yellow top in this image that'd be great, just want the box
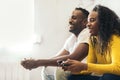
[87,35,120,75]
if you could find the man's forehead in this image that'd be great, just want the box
[72,10,83,16]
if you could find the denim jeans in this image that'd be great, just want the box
[68,74,120,80]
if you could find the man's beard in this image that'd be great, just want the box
[69,29,80,36]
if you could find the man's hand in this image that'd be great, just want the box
[57,60,70,67]
[21,58,38,70]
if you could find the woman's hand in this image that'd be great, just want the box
[61,59,87,73]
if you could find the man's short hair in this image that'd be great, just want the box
[75,7,89,18]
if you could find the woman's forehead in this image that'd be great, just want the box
[89,11,98,16]
[88,11,98,19]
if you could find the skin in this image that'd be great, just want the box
[87,11,99,36]
[21,10,89,70]
[69,10,87,36]
[62,11,99,73]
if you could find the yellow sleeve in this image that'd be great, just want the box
[87,35,120,75]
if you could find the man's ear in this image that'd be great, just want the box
[82,18,88,28]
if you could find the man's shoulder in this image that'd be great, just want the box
[78,28,90,38]
[77,28,90,44]
[67,34,77,41]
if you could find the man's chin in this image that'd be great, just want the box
[69,30,76,34]
[69,29,80,35]
[69,29,74,33]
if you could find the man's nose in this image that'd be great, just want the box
[69,19,73,24]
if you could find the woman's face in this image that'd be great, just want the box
[87,11,99,36]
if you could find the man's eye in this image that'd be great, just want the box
[72,17,76,19]
[71,16,77,19]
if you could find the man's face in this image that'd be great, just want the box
[69,10,84,35]
[87,11,99,36]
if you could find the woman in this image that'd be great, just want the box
[61,5,120,80]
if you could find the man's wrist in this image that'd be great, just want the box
[35,60,40,67]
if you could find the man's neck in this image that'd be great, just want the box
[73,28,84,37]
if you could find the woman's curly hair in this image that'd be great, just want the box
[90,5,120,54]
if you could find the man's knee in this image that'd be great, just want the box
[41,67,54,80]
[55,68,70,80]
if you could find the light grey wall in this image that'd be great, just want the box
[0,0,120,80]
[31,0,81,79]
[33,0,82,59]
[31,0,120,80]
[0,0,34,59]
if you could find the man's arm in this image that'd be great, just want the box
[21,49,69,69]
[21,43,88,70]
[49,43,88,64]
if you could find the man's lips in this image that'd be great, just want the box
[70,26,73,28]
[69,24,74,28]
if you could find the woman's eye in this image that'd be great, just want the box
[90,18,95,22]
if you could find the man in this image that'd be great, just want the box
[21,7,89,80]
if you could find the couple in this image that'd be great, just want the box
[21,5,120,80]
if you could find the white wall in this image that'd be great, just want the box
[0,0,34,58]
[0,0,34,80]
[33,0,81,59]
[0,0,120,80]
[31,0,81,80]
[32,0,120,80]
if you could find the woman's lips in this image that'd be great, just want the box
[89,29,93,33]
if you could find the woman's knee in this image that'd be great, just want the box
[99,73,120,80]
[67,75,75,80]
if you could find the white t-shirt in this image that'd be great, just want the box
[63,28,90,63]
[63,28,90,54]
[41,28,90,78]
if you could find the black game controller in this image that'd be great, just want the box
[57,60,70,66]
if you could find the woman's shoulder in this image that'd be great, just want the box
[111,35,120,42]
[112,35,120,38]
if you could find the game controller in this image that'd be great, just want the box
[57,60,70,66]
